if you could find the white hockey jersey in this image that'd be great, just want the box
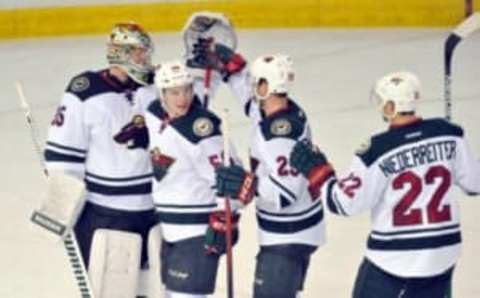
[228,70,326,247]
[44,70,157,211]
[145,97,239,243]
[322,118,480,277]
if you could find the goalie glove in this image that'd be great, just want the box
[289,140,335,200]
[204,211,240,255]
[187,38,246,82]
[215,164,257,205]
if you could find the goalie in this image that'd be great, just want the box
[37,22,160,298]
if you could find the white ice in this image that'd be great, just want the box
[0,29,479,298]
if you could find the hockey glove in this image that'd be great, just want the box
[205,211,240,255]
[290,140,335,200]
[113,115,149,149]
[150,148,175,181]
[187,38,246,82]
[215,165,257,205]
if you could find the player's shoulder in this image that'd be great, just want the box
[171,100,222,144]
[260,99,307,141]
[146,98,167,120]
[65,70,116,102]
[356,117,464,166]
[421,118,464,137]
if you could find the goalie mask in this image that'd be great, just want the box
[250,54,295,100]
[370,71,421,117]
[107,22,154,86]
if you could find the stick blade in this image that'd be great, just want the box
[453,12,480,38]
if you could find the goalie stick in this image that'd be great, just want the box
[15,81,95,298]
[444,12,480,121]
[182,11,238,108]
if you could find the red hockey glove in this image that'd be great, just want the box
[204,211,240,255]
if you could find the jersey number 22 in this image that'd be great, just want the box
[393,165,451,226]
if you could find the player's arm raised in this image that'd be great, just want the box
[453,134,480,195]
[290,140,384,216]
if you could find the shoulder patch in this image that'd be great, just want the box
[70,76,90,93]
[169,105,221,144]
[270,118,292,136]
[193,117,214,137]
[355,138,371,155]
[66,71,113,101]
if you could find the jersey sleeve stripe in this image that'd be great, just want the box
[325,179,347,216]
[268,175,297,202]
[46,141,87,154]
[367,231,461,251]
[44,149,86,163]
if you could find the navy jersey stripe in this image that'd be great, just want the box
[358,118,463,167]
[155,203,217,209]
[44,150,85,163]
[257,200,322,218]
[371,224,460,237]
[367,231,461,251]
[46,141,87,154]
[86,171,153,182]
[256,208,323,234]
[326,179,347,216]
[85,180,151,195]
[269,175,297,202]
[156,211,210,224]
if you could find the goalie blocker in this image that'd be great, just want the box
[30,171,86,240]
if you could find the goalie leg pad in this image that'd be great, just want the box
[136,223,164,298]
[161,236,220,294]
[30,170,85,240]
[73,203,156,268]
[89,229,142,298]
[253,244,316,298]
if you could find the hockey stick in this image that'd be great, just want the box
[15,81,95,298]
[444,12,480,121]
[182,11,238,108]
[221,108,234,298]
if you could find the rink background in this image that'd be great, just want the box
[0,29,479,297]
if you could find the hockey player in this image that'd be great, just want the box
[44,22,158,296]
[189,41,326,298]
[145,59,242,298]
[289,71,480,298]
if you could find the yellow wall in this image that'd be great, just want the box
[0,0,474,39]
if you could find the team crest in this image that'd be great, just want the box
[355,138,371,155]
[71,76,90,92]
[193,117,214,137]
[270,118,292,136]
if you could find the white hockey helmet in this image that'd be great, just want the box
[371,71,421,115]
[107,22,154,86]
[250,54,295,100]
[155,60,194,90]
